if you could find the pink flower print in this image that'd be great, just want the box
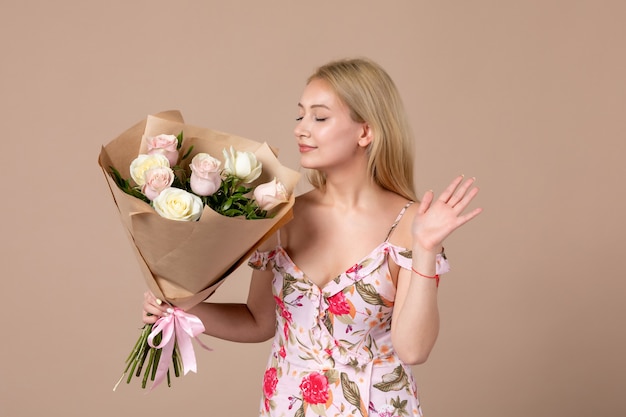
[279,346,286,358]
[327,292,351,315]
[293,294,304,307]
[299,372,330,405]
[273,295,285,309]
[274,296,293,323]
[262,367,278,411]
[346,263,362,275]
[288,396,297,410]
[376,404,397,417]
[274,296,293,339]
[282,308,292,322]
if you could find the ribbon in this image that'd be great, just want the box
[147,307,212,390]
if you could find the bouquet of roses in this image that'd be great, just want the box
[98,111,299,390]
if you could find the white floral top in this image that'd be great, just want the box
[248,202,450,417]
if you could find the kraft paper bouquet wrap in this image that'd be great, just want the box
[99,110,299,390]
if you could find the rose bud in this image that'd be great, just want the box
[253,178,289,211]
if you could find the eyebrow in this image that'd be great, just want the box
[297,103,331,110]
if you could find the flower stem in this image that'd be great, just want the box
[113,322,182,390]
[142,346,157,388]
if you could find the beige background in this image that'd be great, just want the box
[1,1,624,416]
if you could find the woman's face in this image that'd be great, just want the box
[294,78,371,171]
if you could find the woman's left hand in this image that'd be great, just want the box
[412,175,483,252]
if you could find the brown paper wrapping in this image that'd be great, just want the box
[99,111,300,310]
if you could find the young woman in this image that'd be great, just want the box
[143,58,482,416]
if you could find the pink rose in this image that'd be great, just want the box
[299,372,330,405]
[263,367,278,401]
[327,292,351,315]
[129,154,170,186]
[145,134,179,166]
[141,166,175,200]
[189,153,222,196]
[253,178,289,211]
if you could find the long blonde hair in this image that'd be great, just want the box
[305,58,417,201]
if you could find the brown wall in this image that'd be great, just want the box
[2,1,624,416]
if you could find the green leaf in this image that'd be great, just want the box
[391,396,410,416]
[340,372,366,417]
[236,185,250,194]
[323,313,334,335]
[176,130,184,150]
[108,166,150,204]
[373,365,409,392]
[355,281,386,306]
[310,404,326,415]
[109,166,128,189]
[325,368,340,385]
[282,275,297,298]
[181,144,194,160]
[222,209,242,217]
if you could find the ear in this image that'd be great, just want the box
[357,123,373,148]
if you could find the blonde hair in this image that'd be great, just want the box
[305,58,417,201]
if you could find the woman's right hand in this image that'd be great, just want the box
[142,291,171,324]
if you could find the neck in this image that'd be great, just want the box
[318,168,386,210]
[308,148,387,209]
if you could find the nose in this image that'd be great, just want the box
[294,119,310,139]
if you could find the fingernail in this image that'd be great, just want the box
[166,308,174,314]
[156,298,162,305]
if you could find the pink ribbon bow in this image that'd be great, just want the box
[147,307,212,390]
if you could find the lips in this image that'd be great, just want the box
[298,144,317,153]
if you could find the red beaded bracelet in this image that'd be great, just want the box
[411,267,440,287]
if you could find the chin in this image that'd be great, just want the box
[299,158,317,170]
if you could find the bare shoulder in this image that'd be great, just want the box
[268,189,320,250]
[256,192,318,252]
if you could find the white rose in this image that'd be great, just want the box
[130,154,170,186]
[152,187,203,221]
[222,146,262,183]
[189,153,222,196]
[142,166,175,200]
[253,178,289,211]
